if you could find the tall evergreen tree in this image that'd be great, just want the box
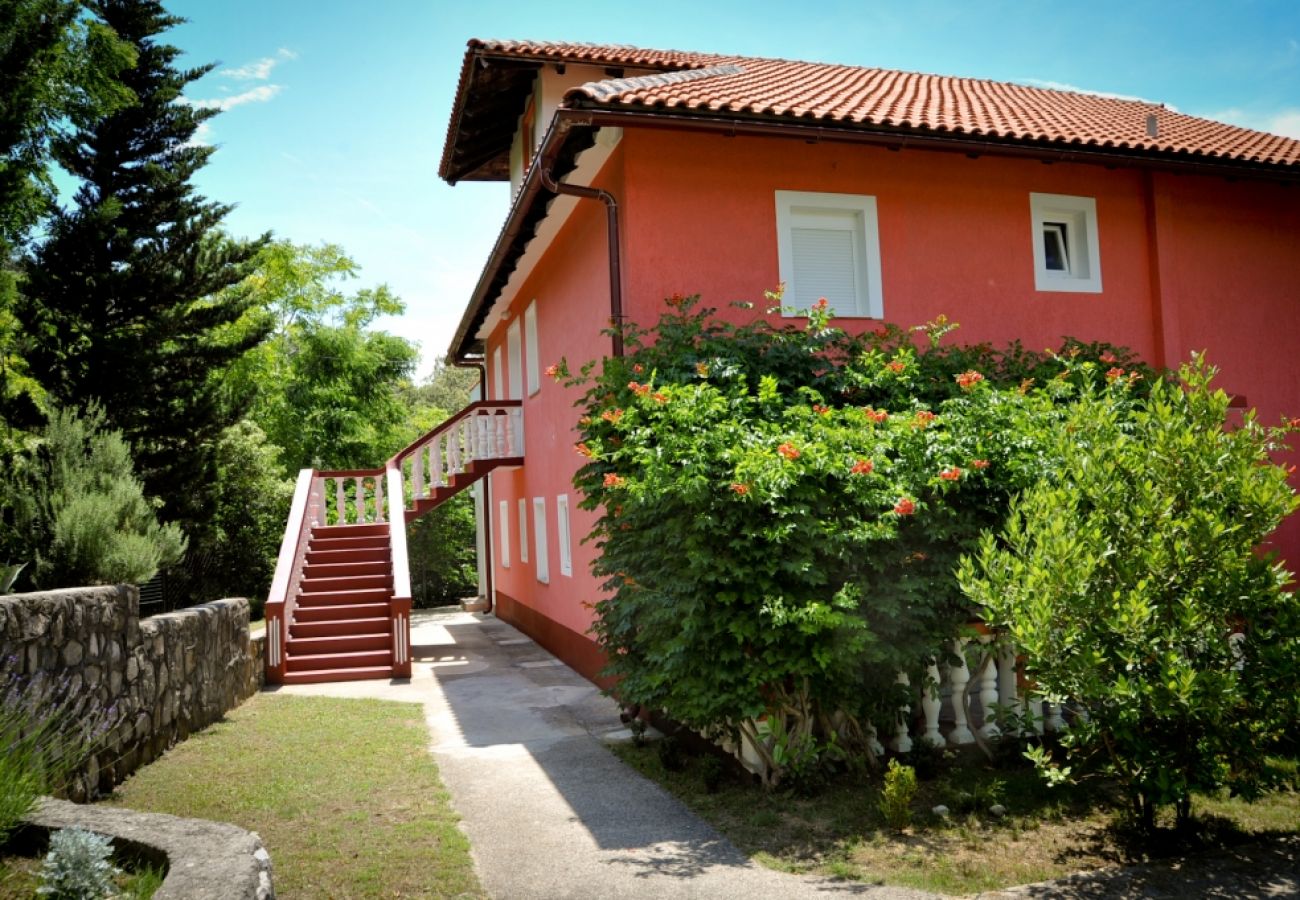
[19,0,269,530]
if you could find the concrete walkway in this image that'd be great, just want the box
[271,607,931,899]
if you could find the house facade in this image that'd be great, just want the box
[439,40,1300,684]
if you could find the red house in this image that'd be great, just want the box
[265,40,1300,688]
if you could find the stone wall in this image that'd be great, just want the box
[0,585,263,799]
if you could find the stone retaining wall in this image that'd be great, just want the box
[0,585,264,799]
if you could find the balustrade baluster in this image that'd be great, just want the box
[921,660,943,746]
[891,672,913,753]
[334,478,345,526]
[495,413,507,458]
[1044,701,1064,733]
[510,407,524,456]
[997,644,1020,732]
[976,642,1001,739]
[375,475,385,523]
[1027,697,1045,735]
[865,724,885,758]
[447,429,461,476]
[947,637,975,745]
[413,445,425,498]
[354,476,365,523]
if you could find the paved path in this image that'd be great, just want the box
[271,607,929,900]
[269,608,1299,900]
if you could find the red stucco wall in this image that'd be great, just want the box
[475,127,1300,673]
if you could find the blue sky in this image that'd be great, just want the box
[167,0,1300,379]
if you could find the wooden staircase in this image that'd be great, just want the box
[281,523,396,684]
[264,400,524,685]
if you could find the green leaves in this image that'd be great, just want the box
[961,356,1300,826]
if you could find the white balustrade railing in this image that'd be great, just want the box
[316,470,387,526]
[400,402,524,508]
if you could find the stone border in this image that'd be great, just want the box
[25,798,274,900]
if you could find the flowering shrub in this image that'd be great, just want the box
[960,357,1300,830]
[567,293,1147,785]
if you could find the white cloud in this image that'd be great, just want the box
[220,47,298,81]
[187,84,282,112]
[1203,107,1300,140]
[1018,78,1175,110]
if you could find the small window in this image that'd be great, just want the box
[492,347,504,401]
[507,321,523,400]
[524,301,540,396]
[775,190,883,318]
[517,498,528,564]
[1030,193,1101,293]
[498,500,510,567]
[556,494,572,577]
[533,497,549,583]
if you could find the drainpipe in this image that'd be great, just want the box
[454,357,494,614]
[539,167,625,358]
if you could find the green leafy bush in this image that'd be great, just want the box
[568,294,1143,785]
[960,357,1300,830]
[2,405,186,588]
[878,759,918,830]
[37,827,119,900]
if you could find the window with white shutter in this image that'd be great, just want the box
[775,191,883,318]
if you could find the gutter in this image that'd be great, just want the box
[453,356,494,613]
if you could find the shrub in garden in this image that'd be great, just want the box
[878,759,918,830]
[960,357,1300,831]
[37,827,119,900]
[567,293,1143,787]
[2,405,185,589]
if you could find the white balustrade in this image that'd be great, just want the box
[947,637,975,745]
[891,672,913,753]
[921,660,943,747]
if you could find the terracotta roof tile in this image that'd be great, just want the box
[560,53,1300,169]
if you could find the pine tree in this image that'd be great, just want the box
[19,0,269,531]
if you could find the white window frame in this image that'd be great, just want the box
[507,320,523,400]
[775,190,883,318]
[533,497,549,583]
[556,494,572,577]
[1030,193,1102,293]
[524,301,540,396]
[492,347,504,401]
[517,497,529,563]
[497,499,510,567]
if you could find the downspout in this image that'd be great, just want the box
[454,357,494,613]
[539,167,625,358]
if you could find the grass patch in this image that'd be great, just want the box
[103,693,482,899]
[613,743,1300,896]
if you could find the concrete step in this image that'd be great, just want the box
[293,602,390,623]
[280,666,394,685]
[290,617,390,638]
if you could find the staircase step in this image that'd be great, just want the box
[293,602,390,622]
[300,574,391,594]
[305,547,390,566]
[313,523,389,539]
[309,535,389,553]
[302,560,390,579]
[280,666,394,685]
[286,648,392,672]
[287,633,391,655]
[296,587,391,606]
[291,617,390,638]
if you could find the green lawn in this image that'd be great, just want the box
[103,693,482,899]
[614,743,1300,896]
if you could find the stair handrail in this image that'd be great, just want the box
[264,468,319,681]
[390,399,523,465]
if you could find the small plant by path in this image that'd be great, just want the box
[101,693,483,899]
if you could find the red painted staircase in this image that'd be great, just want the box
[264,401,524,684]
